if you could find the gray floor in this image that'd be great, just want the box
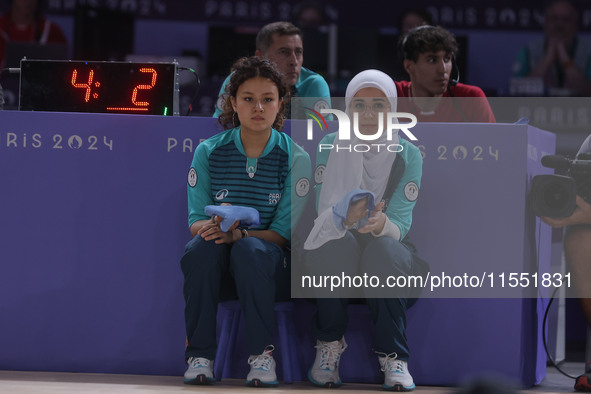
[0,362,586,394]
[530,361,583,392]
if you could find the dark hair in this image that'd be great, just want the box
[398,8,434,32]
[545,0,577,12]
[256,21,302,53]
[399,25,458,62]
[294,1,328,27]
[218,56,288,131]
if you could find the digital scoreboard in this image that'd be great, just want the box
[19,60,179,115]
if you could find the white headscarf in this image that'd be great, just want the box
[318,69,399,214]
[304,69,399,250]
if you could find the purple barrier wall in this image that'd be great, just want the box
[0,111,216,376]
[0,111,553,387]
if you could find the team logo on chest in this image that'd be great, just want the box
[246,158,257,179]
[216,189,229,200]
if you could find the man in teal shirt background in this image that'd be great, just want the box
[213,21,331,119]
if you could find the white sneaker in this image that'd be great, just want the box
[184,357,215,385]
[308,337,348,388]
[246,345,278,387]
[378,353,415,391]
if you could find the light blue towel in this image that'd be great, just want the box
[204,205,261,232]
[332,189,376,230]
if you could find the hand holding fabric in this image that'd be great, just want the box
[197,219,240,244]
[358,201,387,234]
[332,189,375,230]
[204,204,261,232]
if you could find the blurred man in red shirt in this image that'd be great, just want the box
[0,0,67,68]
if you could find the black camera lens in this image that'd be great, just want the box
[542,182,570,210]
[530,175,577,217]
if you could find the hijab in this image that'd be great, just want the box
[304,69,399,250]
[317,69,399,215]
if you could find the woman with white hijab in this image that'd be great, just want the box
[304,70,424,392]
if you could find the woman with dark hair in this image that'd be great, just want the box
[180,56,311,387]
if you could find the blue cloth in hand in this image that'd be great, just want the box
[332,189,376,230]
[204,205,261,232]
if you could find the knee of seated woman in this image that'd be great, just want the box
[184,234,228,254]
[361,237,413,271]
[230,237,283,266]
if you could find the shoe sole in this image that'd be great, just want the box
[183,374,215,385]
[308,369,342,388]
[382,383,415,392]
[246,378,279,387]
[575,376,591,392]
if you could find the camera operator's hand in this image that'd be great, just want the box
[542,196,591,228]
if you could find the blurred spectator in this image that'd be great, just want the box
[294,1,327,28]
[399,8,433,35]
[0,0,67,68]
[393,8,433,81]
[512,0,591,96]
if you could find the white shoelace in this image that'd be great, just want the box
[315,341,346,371]
[248,346,274,371]
[377,351,403,373]
[188,357,210,368]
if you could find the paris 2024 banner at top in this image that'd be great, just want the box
[38,0,591,31]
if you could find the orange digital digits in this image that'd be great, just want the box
[106,68,157,112]
[71,69,95,103]
[20,60,174,115]
[132,68,157,106]
[69,67,159,112]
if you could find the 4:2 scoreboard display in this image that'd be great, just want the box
[19,60,179,116]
